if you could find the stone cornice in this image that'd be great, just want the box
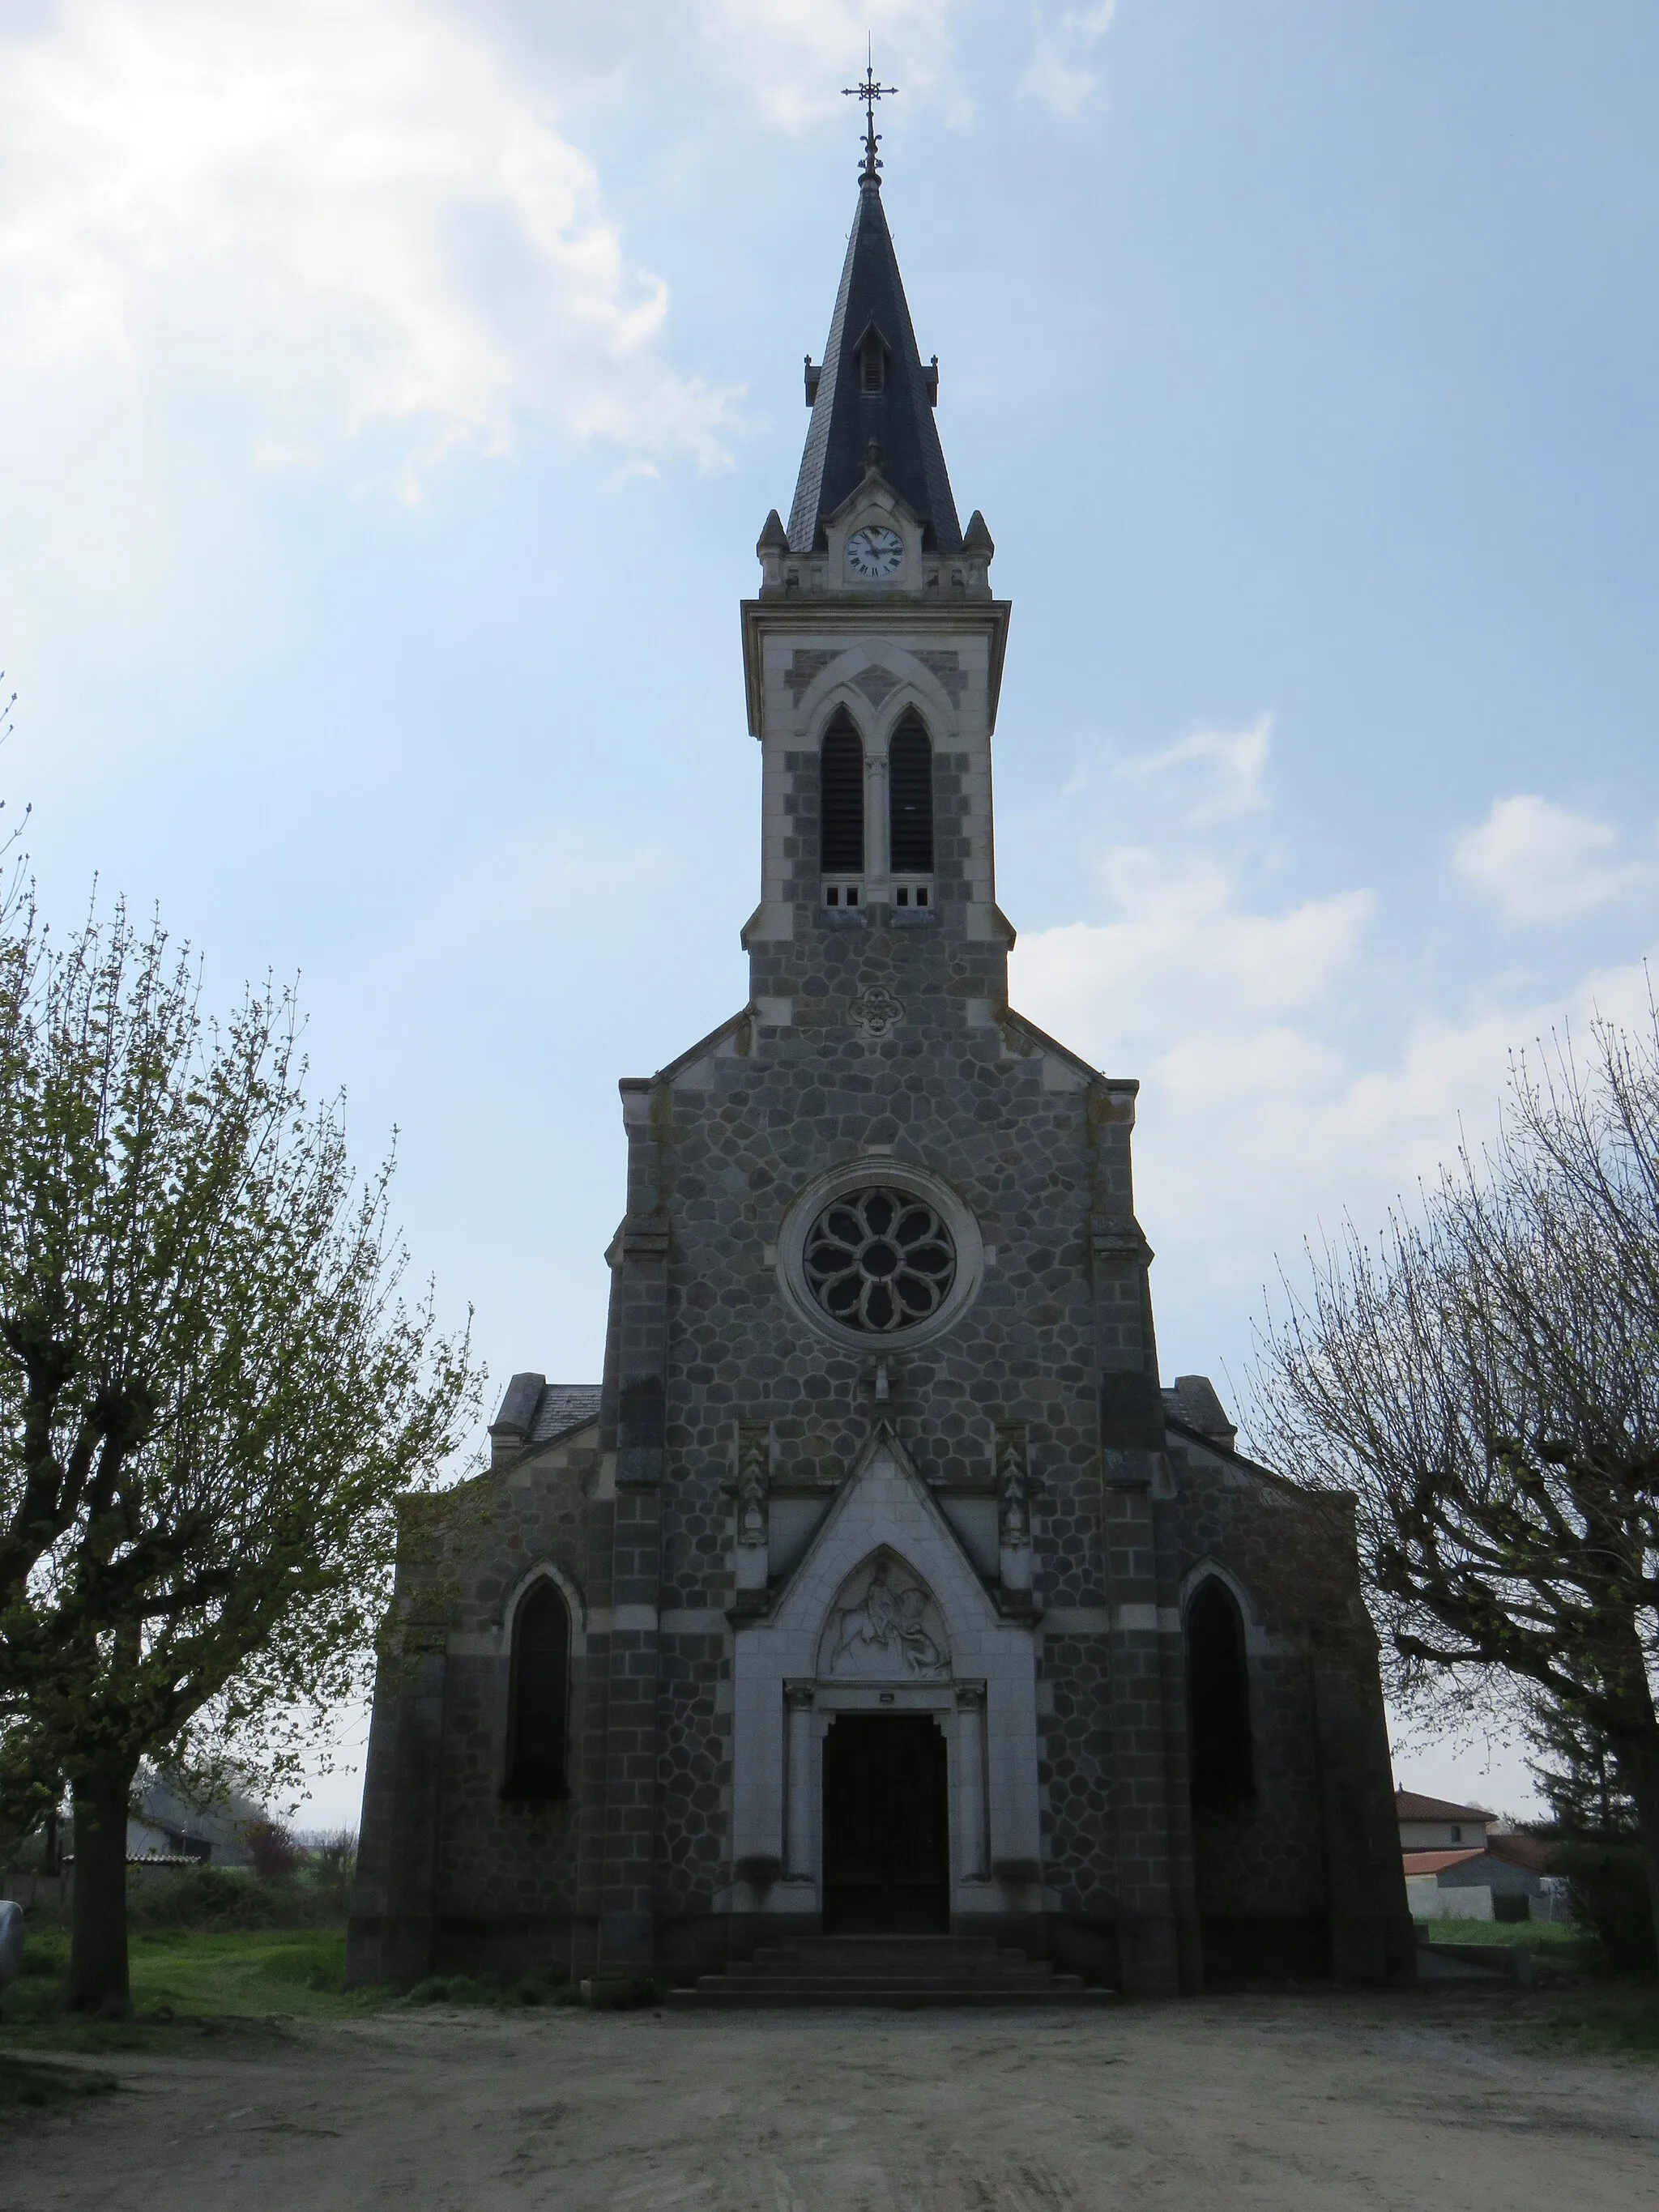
[739,596,1013,741]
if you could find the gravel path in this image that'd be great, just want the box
[7,1991,1659,2210]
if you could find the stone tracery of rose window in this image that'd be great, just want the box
[801,1186,957,1333]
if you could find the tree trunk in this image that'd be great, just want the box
[66,1759,136,2014]
[1623,1737,1659,1972]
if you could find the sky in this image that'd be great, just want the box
[4,0,1657,1827]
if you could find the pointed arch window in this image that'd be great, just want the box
[505,1579,570,1799]
[1186,1578,1254,1809]
[888,714,934,876]
[820,711,866,877]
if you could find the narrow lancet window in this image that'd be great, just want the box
[888,714,934,875]
[1186,1578,1253,1808]
[506,1580,570,1798]
[820,712,866,875]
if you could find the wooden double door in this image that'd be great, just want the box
[821,1713,951,1934]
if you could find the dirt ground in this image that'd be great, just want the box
[6,1989,1659,2211]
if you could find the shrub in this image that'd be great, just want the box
[1553,1841,1657,1974]
[298,1829,357,1882]
[126,1866,314,1932]
[241,1818,305,1882]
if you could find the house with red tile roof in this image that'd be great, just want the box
[1397,1789,1556,1921]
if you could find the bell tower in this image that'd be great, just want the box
[741,129,1013,1042]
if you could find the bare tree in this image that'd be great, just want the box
[1252,1006,1659,1952]
[0,897,478,2012]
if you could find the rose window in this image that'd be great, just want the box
[801,1187,957,1333]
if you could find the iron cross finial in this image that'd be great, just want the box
[842,45,896,185]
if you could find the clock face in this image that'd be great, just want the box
[846,525,904,581]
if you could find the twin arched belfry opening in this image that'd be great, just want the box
[819,706,934,896]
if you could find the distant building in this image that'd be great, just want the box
[126,1772,258,1869]
[1396,1788,1492,1852]
[1396,1788,1558,1922]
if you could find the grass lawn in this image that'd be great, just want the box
[0,1920,581,2056]
[1415,1918,1584,1948]
[1512,1996,1659,2061]
[0,1923,391,2055]
[10,1921,360,2014]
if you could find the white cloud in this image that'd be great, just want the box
[1018,2,1118,118]
[1020,847,1372,1044]
[1124,713,1273,824]
[0,0,734,487]
[1012,819,1659,1344]
[1455,793,1640,923]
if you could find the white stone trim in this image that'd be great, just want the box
[728,1431,1041,1920]
[484,1558,588,1657]
[1179,1558,1275,1657]
[795,646,962,746]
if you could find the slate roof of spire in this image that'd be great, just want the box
[787,171,962,555]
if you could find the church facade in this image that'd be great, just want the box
[347,145,1413,1999]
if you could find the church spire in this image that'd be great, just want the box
[787,109,963,556]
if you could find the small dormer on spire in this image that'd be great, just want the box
[855,321,890,395]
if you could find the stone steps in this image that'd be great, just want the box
[668,1937,1119,2010]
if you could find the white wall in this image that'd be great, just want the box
[1406,1874,1494,1921]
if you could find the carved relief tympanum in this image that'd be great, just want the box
[817,1552,950,1680]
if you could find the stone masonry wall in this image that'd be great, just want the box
[384,1434,599,1977]
[1168,1438,1371,1933]
[651,846,1124,1926]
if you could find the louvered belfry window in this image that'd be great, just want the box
[506,1580,570,1798]
[888,714,934,874]
[820,712,866,874]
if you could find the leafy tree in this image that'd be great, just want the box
[0,897,476,2012]
[1525,1699,1655,1967]
[1527,1696,1639,1839]
[1252,1008,1659,1964]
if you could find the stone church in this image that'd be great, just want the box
[348,134,1413,2001]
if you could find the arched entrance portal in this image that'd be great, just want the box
[821,1712,950,1933]
[727,1434,1045,1940]
[815,1549,953,1932]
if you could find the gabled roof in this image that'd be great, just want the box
[489,1375,602,1455]
[1396,1788,1493,1823]
[1486,1831,1552,1874]
[530,1384,602,1447]
[788,172,962,555]
[764,1421,1009,1643]
[1403,1848,1488,1877]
